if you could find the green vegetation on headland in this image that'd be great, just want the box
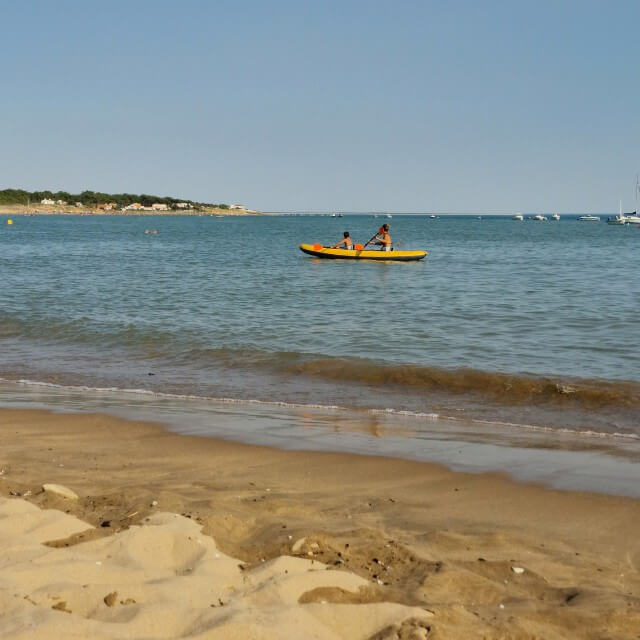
[0,189,257,213]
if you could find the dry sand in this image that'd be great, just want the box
[1,408,639,639]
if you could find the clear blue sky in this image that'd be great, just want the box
[1,0,638,213]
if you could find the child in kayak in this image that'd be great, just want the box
[332,231,355,250]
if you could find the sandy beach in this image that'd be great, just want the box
[1,408,639,639]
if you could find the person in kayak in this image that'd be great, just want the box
[332,231,355,250]
[374,224,392,251]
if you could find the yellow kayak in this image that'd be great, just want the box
[299,243,427,261]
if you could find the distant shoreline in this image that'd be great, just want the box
[0,205,261,216]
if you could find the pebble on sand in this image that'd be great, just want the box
[42,484,79,500]
[104,592,118,607]
[291,537,306,553]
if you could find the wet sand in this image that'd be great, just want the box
[1,408,639,639]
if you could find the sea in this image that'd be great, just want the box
[1,213,639,495]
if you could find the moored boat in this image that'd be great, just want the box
[577,215,600,221]
[551,213,560,220]
[299,243,427,261]
[625,212,640,225]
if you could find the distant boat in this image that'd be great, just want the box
[607,201,628,225]
[386,214,392,219]
[512,213,524,221]
[551,213,560,221]
[577,215,600,221]
[624,211,640,225]
[532,214,547,221]
[609,179,640,224]
[429,215,437,219]
[623,177,640,224]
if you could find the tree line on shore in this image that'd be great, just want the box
[0,189,229,209]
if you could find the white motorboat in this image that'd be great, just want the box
[551,213,560,220]
[512,213,524,221]
[577,215,600,221]
[532,214,547,221]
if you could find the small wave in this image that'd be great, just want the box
[280,357,640,411]
[3,309,638,415]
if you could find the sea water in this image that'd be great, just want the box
[1,213,638,469]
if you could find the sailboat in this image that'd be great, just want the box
[606,178,640,225]
[626,175,640,224]
[607,201,627,225]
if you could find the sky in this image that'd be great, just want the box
[1,0,639,213]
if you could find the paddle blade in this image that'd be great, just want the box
[354,243,364,250]
[313,243,323,250]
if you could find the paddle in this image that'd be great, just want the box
[363,226,384,249]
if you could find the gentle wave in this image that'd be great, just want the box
[281,357,640,410]
[2,376,638,442]
[1,312,639,414]
[130,343,640,412]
